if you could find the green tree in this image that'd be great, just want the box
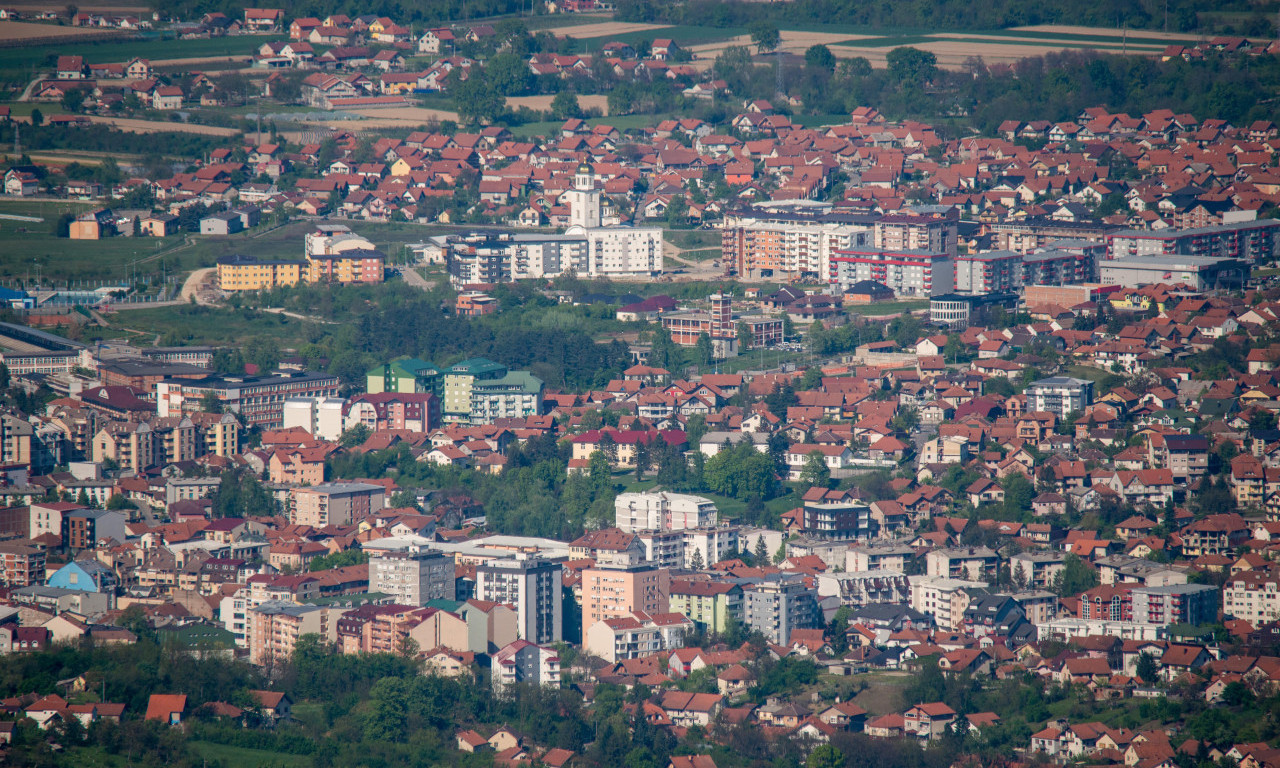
[807,744,844,768]
[800,450,830,488]
[1051,553,1099,597]
[704,441,779,501]
[689,548,704,570]
[696,332,713,366]
[886,46,938,88]
[452,74,505,125]
[804,44,835,71]
[339,424,371,448]
[753,536,768,563]
[1136,651,1160,684]
[198,390,223,414]
[29,108,42,126]
[665,195,688,227]
[550,91,582,120]
[737,321,752,352]
[749,20,780,53]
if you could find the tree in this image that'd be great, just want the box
[704,442,779,501]
[1136,651,1160,684]
[550,91,582,120]
[634,440,651,481]
[665,195,688,227]
[452,74,505,125]
[696,332,713,366]
[886,46,938,88]
[29,108,42,126]
[753,536,768,563]
[1051,553,1099,597]
[106,494,132,511]
[804,44,835,71]
[749,21,780,54]
[198,390,223,414]
[688,548,704,570]
[800,450,830,488]
[807,744,844,768]
[737,321,752,353]
[339,424,371,448]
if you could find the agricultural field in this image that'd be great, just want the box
[0,20,122,41]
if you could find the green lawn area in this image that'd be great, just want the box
[681,248,722,261]
[85,303,319,347]
[188,741,312,768]
[0,205,317,284]
[665,229,721,250]
[574,24,744,47]
[1065,363,1115,383]
[849,299,929,317]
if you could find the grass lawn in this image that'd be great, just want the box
[86,303,320,347]
[850,300,929,316]
[188,741,312,768]
[573,24,745,46]
[681,248,722,261]
[664,229,720,250]
[845,670,911,714]
[0,35,280,88]
[1066,363,1115,383]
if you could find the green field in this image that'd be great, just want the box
[572,23,745,47]
[665,229,721,250]
[85,303,320,347]
[850,299,930,316]
[188,741,312,768]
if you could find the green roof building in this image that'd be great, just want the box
[442,357,508,420]
[469,370,544,424]
[366,358,441,395]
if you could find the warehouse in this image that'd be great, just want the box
[1098,256,1248,291]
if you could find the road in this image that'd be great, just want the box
[399,267,439,291]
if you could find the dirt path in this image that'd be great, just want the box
[179,266,219,305]
[544,20,671,38]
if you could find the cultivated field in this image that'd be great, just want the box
[1011,24,1206,40]
[508,93,609,114]
[0,19,120,40]
[84,116,241,135]
[545,20,672,38]
[686,30,877,67]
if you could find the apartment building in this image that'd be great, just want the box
[926,547,999,581]
[580,563,670,630]
[909,575,987,631]
[248,601,346,666]
[615,491,719,533]
[846,544,914,573]
[829,248,955,298]
[583,611,693,663]
[0,542,45,587]
[491,639,560,692]
[369,546,455,607]
[91,421,157,472]
[217,255,305,291]
[475,556,562,644]
[1223,570,1280,625]
[336,605,421,654]
[290,483,386,527]
[668,579,742,633]
[1130,583,1218,626]
[1025,377,1094,420]
[743,573,820,645]
[343,392,437,434]
[156,372,341,428]
[1106,219,1280,263]
[469,371,543,425]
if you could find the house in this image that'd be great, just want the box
[144,694,187,725]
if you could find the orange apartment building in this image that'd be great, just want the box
[336,604,421,654]
[248,601,346,666]
[0,541,45,587]
[580,562,670,631]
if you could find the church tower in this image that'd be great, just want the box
[567,162,601,229]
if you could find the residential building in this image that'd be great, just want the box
[1223,570,1280,625]
[1129,583,1218,627]
[660,293,783,358]
[0,542,45,587]
[830,248,955,298]
[469,371,543,425]
[475,556,563,644]
[926,547,999,581]
[1025,377,1094,419]
[491,639,560,692]
[668,579,743,633]
[291,483,385,527]
[217,255,305,291]
[580,563,670,631]
[248,601,346,666]
[156,372,341,428]
[909,575,988,631]
[282,396,348,441]
[369,546,455,607]
[742,573,820,645]
[584,611,693,663]
[614,491,718,533]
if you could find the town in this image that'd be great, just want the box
[2,2,1280,768]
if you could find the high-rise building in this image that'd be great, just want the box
[476,556,563,644]
[580,562,670,631]
[614,491,718,533]
[369,545,455,607]
[743,574,820,645]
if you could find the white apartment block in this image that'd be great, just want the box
[615,491,719,533]
[909,574,988,631]
[475,556,563,644]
